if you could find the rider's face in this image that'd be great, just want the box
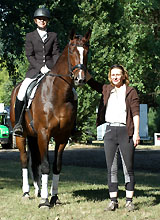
[34,17,48,29]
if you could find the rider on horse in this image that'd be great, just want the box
[13,7,60,136]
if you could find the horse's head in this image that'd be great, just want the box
[68,29,92,86]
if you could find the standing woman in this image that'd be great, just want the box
[87,64,140,211]
[13,7,60,136]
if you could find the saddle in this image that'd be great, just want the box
[25,73,46,109]
[24,73,46,134]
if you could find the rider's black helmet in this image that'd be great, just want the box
[34,8,50,19]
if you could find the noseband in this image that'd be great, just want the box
[71,63,86,74]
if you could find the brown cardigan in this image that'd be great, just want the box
[87,78,140,137]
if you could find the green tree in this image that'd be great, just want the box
[1,0,160,141]
[0,0,81,84]
[71,0,160,141]
[0,64,13,105]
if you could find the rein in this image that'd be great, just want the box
[46,72,74,88]
[47,72,72,78]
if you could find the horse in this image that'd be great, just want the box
[10,29,91,208]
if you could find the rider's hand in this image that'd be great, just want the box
[41,65,51,74]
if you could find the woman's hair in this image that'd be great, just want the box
[108,64,129,86]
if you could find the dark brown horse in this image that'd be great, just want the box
[10,29,91,208]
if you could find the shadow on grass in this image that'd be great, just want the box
[1,159,160,207]
[72,188,160,205]
[0,160,22,189]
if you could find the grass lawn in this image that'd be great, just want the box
[0,155,160,220]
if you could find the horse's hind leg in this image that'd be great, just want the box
[27,136,41,197]
[16,136,30,198]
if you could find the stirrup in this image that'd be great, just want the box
[13,124,23,137]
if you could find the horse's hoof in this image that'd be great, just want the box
[50,195,62,207]
[35,191,41,198]
[22,192,30,199]
[38,198,50,209]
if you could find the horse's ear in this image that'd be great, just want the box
[70,29,76,40]
[84,29,92,41]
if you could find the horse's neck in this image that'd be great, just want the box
[53,46,69,75]
[51,45,73,88]
[49,46,73,99]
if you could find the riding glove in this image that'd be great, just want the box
[41,65,51,74]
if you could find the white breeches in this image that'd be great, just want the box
[17,78,36,101]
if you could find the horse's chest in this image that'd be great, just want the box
[56,103,75,118]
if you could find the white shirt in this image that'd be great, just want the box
[105,84,127,124]
[37,28,47,42]
[37,28,50,73]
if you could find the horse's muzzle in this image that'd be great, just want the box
[72,64,86,86]
[74,78,86,86]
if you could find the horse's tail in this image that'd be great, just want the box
[10,83,22,128]
[27,136,41,188]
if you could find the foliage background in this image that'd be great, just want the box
[0,0,160,141]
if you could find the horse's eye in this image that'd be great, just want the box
[69,44,77,54]
[69,43,74,51]
[84,42,89,47]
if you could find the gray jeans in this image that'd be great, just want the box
[104,125,135,192]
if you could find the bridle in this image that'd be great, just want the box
[67,41,87,79]
[47,38,89,81]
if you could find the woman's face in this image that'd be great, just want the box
[110,68,124,87]
[34,17,48,29]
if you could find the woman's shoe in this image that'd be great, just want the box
[104,201,118,211]
[125,201,135,212]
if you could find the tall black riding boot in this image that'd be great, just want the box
[13,97,25,137]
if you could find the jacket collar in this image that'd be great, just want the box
[34,29,42,42]
[102,84,134,105]
[34,29,50,43]
[126,85,134,96]
[103,84,133,94]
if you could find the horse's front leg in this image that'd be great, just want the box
[16,136,30,198]
[50,141,67,207]
[37,130,50,208]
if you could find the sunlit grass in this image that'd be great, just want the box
[0,159,160,220]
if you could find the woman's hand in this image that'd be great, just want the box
[133,115,140,147]
[133,132,140,147]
